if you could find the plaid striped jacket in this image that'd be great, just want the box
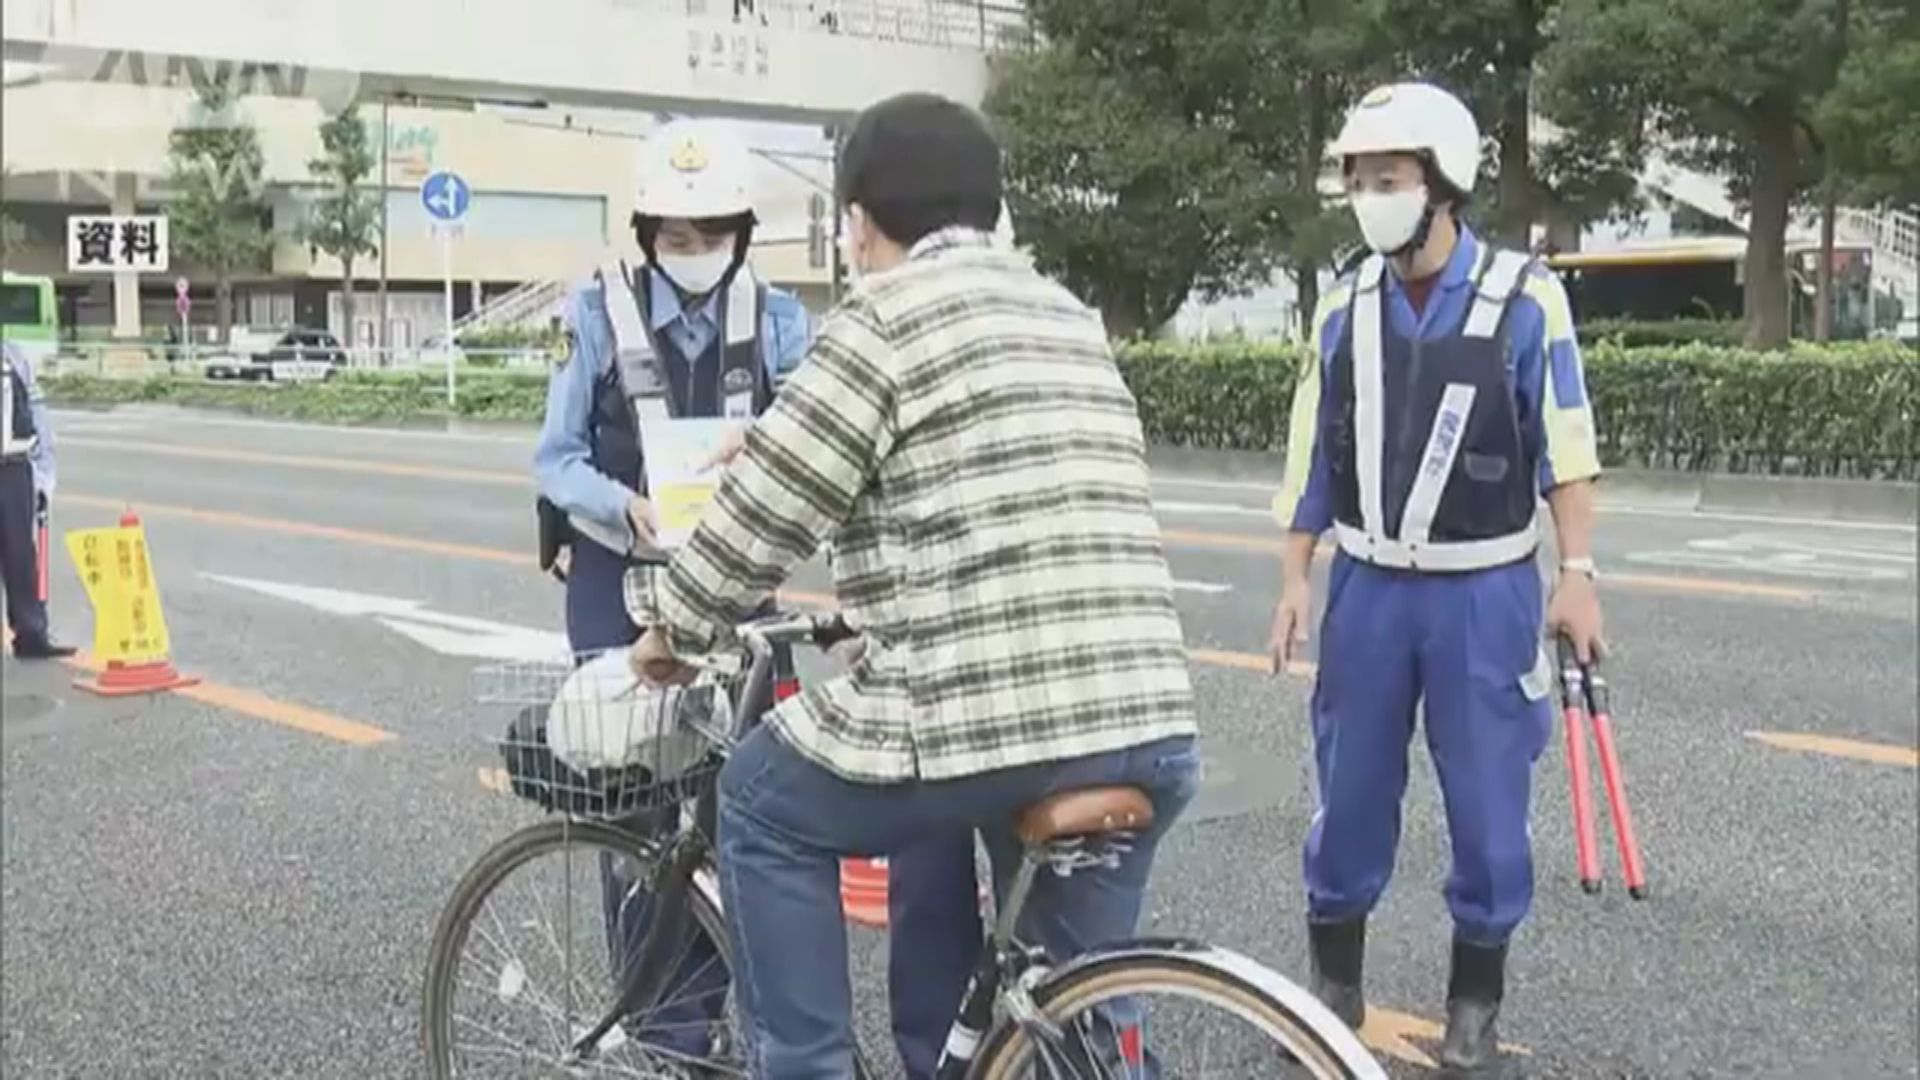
[653,227,1196,782]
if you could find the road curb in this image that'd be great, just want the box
[1145,447,1918,525]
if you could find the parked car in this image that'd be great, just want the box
[203,326,346,381]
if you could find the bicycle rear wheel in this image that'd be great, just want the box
[420,817,739,1078]
[969,939,1386,1080]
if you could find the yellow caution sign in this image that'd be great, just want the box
[66,519,172,665]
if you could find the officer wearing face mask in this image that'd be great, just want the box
[1268,82,1605,1078]
[536,117,810,645]
[530,116,810,1060]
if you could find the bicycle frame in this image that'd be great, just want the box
[933,835,1133,1079]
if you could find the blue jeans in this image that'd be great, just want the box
[717,727,1202,1080]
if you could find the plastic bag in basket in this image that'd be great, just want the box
[546,650,710,781]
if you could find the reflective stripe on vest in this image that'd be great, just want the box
[1339,251,1538,573]
[597,258,762,427]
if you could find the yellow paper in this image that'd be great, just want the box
[65,524,171,664]
[640,418,740,548]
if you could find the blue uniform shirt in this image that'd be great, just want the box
[1,341,56,494]
[1274,227,1601,534]
[533,269,813,547]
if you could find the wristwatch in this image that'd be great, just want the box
[1560,556,1599,580]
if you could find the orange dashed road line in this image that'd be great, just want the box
[63,495,527,567]
[68,433,1825,604]
[63,652,395,747]
[61,436,526,488]
[58,493,1811,682]
[1746,731,1919,768]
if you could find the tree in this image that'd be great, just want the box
[166,84,274,345]
[299,103,382,355]
[985,2,1288,338]
[1378,0,1647,251]
[1818,0,1920,210]
[1231,0,1384,335]
[1376,0,1550,248]
[1541,0,1843,349]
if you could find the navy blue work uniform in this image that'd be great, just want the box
[1275,227,1603,946]
[1,342,62,655]
[535,260,803,1056]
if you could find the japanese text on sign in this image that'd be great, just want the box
[65,524,173,664]
[67,215,171,274]
[686,29,769,76]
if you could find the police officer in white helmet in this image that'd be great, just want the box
[1269,81,1606,1077]
[530,116,811,1062]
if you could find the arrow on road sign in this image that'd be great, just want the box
[203,573,566,662]
[420,170,471,223]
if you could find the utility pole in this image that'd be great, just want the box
[1815,0,1851,342]
[826,124,844,304]
[377,95,391,361]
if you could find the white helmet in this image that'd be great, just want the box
[635,118,757,222]
[1329,82,1481,197]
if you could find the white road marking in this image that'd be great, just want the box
[1601,503,1918,534]
[1153,500,1275,519]
[1173,579,1233,595]
[1624,533,1914,582]
[1152,475,1284,494]
[202,573,568,661]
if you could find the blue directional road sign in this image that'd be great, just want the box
[421,171,471,223]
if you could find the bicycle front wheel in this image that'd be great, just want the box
[970,939,1387,1080]
[420,817,739,1078]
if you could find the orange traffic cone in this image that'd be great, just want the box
[72,510,199,698]
[840,857,890,928]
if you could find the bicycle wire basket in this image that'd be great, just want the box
[473,650,734,821]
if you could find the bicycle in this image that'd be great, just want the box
[421,607,1387,1078]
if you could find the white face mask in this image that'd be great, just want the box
[657,246,734,296]
[1351,188,1431,253]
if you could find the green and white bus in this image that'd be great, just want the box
[0,271,59,365]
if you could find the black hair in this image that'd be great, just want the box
[836,92,1002,248]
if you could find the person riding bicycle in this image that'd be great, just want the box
[530,116,810,1059]
[630,91,1202,1079]
[1268,81,1605,1077]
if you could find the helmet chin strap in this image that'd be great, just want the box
[1384,203,1439,262]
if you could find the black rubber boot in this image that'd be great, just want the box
[1437,938,1508,1078]
[1307,917,1367,1029]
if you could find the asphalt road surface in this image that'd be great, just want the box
[4,405,1916,1079]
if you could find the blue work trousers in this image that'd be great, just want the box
[1303,552,1553,945]
[717,725,1201,1080]
[888,835,983,1079]
[564,548,729,1058]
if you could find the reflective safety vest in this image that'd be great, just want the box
[588,258,770,493]
[1327,247,1540,573]
[1,353,38,460]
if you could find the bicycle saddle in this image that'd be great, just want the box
[1017,786,1155,845]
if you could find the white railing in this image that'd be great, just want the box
[702,0,1030,51]
[454,279,569,336]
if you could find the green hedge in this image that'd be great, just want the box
[1112,340,1917,480]
[1576,319,1746,348]
[44,369,548,425]
[45,343,1919,480]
